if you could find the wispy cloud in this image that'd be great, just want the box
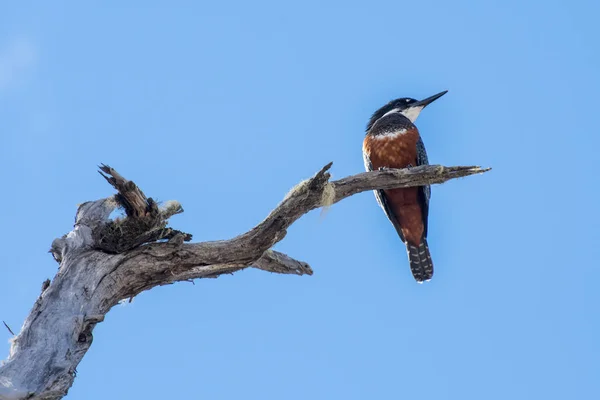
[0,38,36,91]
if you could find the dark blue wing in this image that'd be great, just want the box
[416,136,431,237]
[363,151,406,243]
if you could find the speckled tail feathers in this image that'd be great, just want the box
[407,239,434,283]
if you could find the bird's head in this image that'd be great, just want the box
[366,90,448,131]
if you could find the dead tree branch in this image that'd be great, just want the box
[0,162,489,400]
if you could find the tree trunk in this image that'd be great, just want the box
[0,163,489,400]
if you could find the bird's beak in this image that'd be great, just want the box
[411,90,448,108]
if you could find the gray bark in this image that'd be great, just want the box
[0,162,489,400]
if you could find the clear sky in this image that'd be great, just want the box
[1,1,599,399]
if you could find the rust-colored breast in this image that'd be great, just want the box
[362,127,420,170]
[363,127,424,245]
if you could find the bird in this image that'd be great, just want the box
[362,90,447,283]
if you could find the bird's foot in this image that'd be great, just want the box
[378,167,390,172]
[406,163,414,169]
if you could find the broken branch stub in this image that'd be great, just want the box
[94,164,193,253]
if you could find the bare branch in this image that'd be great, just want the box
[253,250,313,276]
[332,165,490,202]
[2,322,14,337]
[0,162,489,400]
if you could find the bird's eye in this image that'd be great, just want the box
[405,99,411,102]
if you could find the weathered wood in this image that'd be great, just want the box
[0,163,489,400]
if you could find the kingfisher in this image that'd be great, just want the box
[362,90,447,283]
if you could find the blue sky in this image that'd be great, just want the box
[1,1,599,399]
